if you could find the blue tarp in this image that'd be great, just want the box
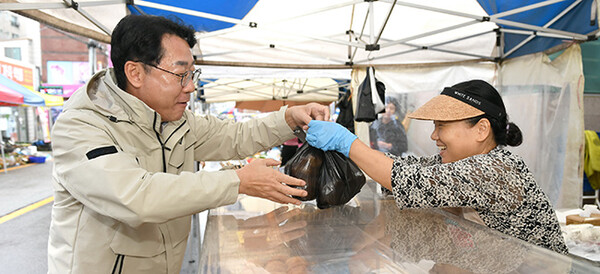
[0,74,45,106]
[478,0,598,58]
[128,0,259,32]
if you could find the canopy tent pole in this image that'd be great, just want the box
[197,0,591,66]
[503,0,583,58]
[272,45,349,64]
[203,26,365,60]
[494,18,588,40]
[6,6,110,43]
[202,39,349,64]
[349,3,370,64]
[500,28,586,40]
[62,0,112,35]
[369,1,375,47]
[490,0,570,19]
[379,0,589,40]
[356,30,495,63]
[382,20,481,48]
[197,0,362,39]
[0,0,124,11]
[374,0,397,46]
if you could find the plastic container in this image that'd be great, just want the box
[28,156,46,163]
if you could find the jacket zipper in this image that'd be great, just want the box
[153,112,167,173]
[111,254,124,274]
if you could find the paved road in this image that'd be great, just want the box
[0,161,53,273]
[1,161,53,216]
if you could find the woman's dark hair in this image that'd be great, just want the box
[455,80,523,147]
[385,96,404,119]
[110,15,197,90]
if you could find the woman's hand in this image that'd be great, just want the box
[306,120,357,157]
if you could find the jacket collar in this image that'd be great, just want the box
[66,68,187,133]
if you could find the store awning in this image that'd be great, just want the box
[0,74,64,107]
[0,82,24,105]
[38,92,64,107]
[0,74,44,106]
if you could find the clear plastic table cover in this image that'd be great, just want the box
[198,181,599,273]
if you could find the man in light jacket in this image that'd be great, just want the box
[48,15,328,274]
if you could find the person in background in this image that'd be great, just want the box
[48,15,329,274]
[369,96,407,156]
[305,80,568,254]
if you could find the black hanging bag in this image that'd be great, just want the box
[335,89,355,133]
[355,67,386,122]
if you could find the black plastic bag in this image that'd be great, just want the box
[355,67,386,122]
[317,151,366,209]
[284,143,324,201]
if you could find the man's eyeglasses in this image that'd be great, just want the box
[145,63,201,87]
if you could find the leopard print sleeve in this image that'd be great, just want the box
[390,149,524,211]
[389,147,569,254]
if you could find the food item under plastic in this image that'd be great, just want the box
[284,143,324,201]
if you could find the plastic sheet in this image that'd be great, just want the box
[351,46,584,208]
[198,181,599,273]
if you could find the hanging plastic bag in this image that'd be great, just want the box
[284,143,324,201]
[316,151,366,209]
[335,89,355,133]
[355,67,386,122]
[369,67,385,114]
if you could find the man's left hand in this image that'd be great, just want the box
[285,103,330,130]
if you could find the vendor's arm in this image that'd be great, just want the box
[389,155,523,211]
[307,121,522,211]
[347,140,393,190]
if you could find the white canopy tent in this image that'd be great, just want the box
[1,0,596,207]
[3,0,595,65]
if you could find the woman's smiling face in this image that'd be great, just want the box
[430,120,482,163]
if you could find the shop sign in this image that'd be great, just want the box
[0,58,34,90]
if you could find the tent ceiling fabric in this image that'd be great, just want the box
[2,0,598,66]
[1,0,598,105]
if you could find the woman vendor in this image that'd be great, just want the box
[305,79,568,254]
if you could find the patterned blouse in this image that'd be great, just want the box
[389,147,569,254]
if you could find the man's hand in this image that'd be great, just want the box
[285,102,330,130]
[235,159,307,205]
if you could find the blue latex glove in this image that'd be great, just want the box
[306,120,357,157]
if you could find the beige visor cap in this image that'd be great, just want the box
[407,94,485,121]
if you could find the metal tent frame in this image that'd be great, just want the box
[1,0,597,103]
[1,0,597,68]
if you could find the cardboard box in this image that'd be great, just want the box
[566,213,600,226]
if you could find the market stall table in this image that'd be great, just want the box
[199,181,599,273]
